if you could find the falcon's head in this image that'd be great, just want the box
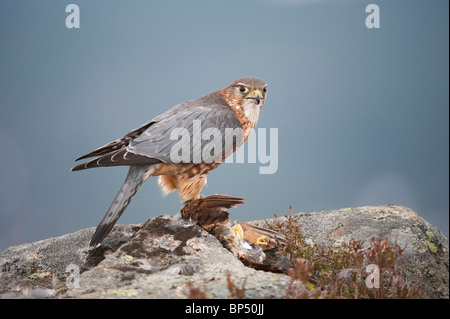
[221,77,268,125]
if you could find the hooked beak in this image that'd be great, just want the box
[247,90,262,105]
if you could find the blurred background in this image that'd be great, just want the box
[0,0,448,251]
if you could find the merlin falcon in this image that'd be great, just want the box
[72,77,268,247]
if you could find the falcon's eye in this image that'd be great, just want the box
[239,86,247,93]
[263,87,267,93]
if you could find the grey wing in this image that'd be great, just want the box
[71,98,243,171]
[128,103,244,164]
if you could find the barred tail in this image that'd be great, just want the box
[89,165,154,247]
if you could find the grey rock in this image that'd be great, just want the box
[251,205,449,299]
[0,205,448,299]
[0,215,288,299]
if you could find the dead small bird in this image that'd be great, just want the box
[181,194,286,272]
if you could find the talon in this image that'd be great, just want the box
[232,224,244,241]
[256,235,268,246]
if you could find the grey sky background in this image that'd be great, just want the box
[0,0,448,251]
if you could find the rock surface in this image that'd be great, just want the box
[0,205,448,299]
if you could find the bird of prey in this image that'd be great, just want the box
[72,77,268,247]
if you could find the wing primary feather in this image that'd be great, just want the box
[74,120,156,162]
[70,149,162,171]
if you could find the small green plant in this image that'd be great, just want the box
[226,273,247,299]
[182,274,247,299]
[183,282,207,299]
[265,206,421,299]
[265,206,314,263]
